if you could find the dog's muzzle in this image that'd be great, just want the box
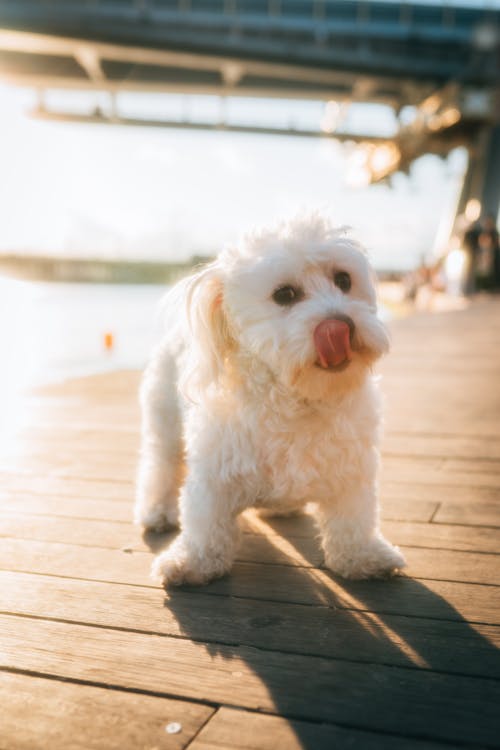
[314,316,354,370]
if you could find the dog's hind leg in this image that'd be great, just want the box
[135,344,183,531]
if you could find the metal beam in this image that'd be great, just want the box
[0,72,382,103]
[0,29,386,89]
[30,107,389,144]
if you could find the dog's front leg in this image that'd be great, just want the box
[316,484,406,580]
[151,471,243,587]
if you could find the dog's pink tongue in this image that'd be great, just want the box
[314,319,352,369]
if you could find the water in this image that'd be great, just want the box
[0,278,167,390]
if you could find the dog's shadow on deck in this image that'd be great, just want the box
[144,513,499,749]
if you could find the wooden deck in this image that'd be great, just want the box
[1,298,500,749]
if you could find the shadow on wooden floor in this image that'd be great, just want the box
[144,514,500,749]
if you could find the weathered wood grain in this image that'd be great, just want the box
[434,501,500,527]
[11,428,500,466]
[0,494,134,522]
[7,430,500,467]
[2,510,499,553]
[196,563,500,623]
[1,571,499,678]
[1,614,498,747]
[1,531,499,586]
[0,490,437,524]
[382,432,500,461]
[381,481,500,526]
[380,456,500,489]
[0,671,213,750]
[0,539,499,624]
[0,475,133,500]
[189,707,446,750]
[381,481,500,503]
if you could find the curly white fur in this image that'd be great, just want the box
[135,215,406,586]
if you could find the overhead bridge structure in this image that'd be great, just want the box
[0,0,498,214]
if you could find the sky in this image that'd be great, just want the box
[0,84,468,271]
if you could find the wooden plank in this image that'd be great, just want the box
[434,501,500,527]
[0,539,499,624]
[0,495,134,522]
[382,432,500,461]
[0,485,485,529]
[2,483,488,529]
[0,671,213,750]
[1,614,498,747]
[6,438,499,483]
[381,481,500,527]
[11,424,138,441]
[3,456,499,494]
[34,370,140,400]
[8,428,138,450]
[2,439,136,463]
[380,357,500,435]
[0,453,136,475]
[0,490,436,524]
[0,512,148,549]
[1,530,499,586]
[400,546,500,586]
[381,480,500,507]
[240,536,500,585]
[382,412,500,439]
[246,515,500,554]
[189,707,446,750]
[0,460,136,483]
[381,457,500,489]
[0,475,133,500]
[1,571,499,679]
[379,496,438,522]
[202,565,500,624]
[383,521,500,553]
[0,477,439,521]
[50,461,135,483]
[5,451,498,487]
[444,458,500,475]
[0,537,151,586]
[2,510,499,554]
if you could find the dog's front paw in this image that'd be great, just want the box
[135,503,179,533]
[151,536,231,587]
[325,535,406,580]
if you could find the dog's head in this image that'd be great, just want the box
[182,215,389,401]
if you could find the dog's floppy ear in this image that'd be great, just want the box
[181,262,234,399]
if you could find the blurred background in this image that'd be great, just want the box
[0,0,498,399]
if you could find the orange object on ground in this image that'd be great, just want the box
[104,332,114,351]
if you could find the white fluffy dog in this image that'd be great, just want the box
[135,215,406,586]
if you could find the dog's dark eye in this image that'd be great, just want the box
[272,285,303,306]
[334,271,351,293]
